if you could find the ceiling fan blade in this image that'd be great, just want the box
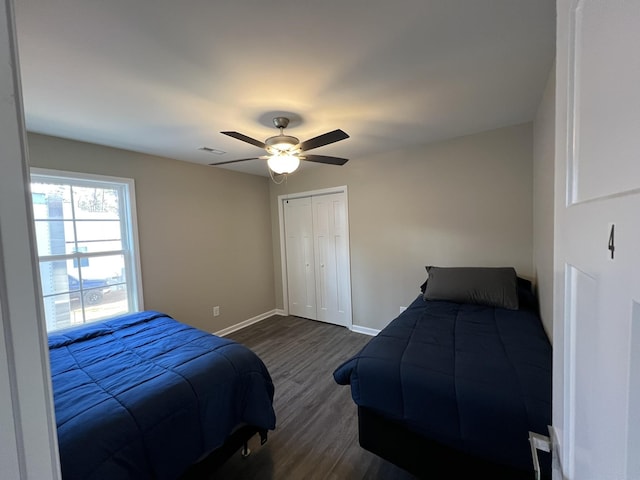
[208,157,262,166]
[298,129,349,152]
[302,154,349,166]
[221,131,267,149]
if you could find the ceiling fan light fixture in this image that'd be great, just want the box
[265,135,300,154]
[267,153,300,174]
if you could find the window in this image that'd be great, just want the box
[30,168,143,332]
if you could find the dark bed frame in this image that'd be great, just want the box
[358,407,550,479]
[179,426,267,479]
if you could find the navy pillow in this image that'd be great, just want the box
[422,266,519,310]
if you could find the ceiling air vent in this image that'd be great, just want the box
[198,147,225,155]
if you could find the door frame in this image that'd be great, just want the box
[0,0,61,477]
[277,185,353,328]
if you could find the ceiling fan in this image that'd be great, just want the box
[209,117,349,175]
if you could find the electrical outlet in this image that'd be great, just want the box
[213,306,220,317]
[399,306,407,314]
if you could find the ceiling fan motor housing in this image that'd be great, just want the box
[265,134,300,154]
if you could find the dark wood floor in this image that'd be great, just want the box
[195,315,418,480]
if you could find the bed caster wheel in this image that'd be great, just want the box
[241,445,251,458]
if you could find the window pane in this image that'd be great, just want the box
[77,254,129,322]
[31,184,72,220]
[77,254,125,283]
[42,293,74,331]
[76,240,123,254]
[34,220,76,256]
[72,186,120,220]
[86,288,129,323]
[41,291,129,331]
[39,260,71,296]
[75,220,122,243]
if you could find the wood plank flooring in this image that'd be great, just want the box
[196,315,417,480]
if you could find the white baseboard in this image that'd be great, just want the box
[351,325,380,336]
[215,310,379,338]
[213,309,286,337]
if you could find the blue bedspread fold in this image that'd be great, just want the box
[49,311,276,480]
[333,295,551,471]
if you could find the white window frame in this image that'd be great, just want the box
[30,167,144,331]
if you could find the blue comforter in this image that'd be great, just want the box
[49,311,276,480]
[333,295,551,472]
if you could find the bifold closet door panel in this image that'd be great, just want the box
[284,197,317,320]
[313,193,351,327]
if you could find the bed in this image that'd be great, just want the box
[333,267,552,479]
[48,310,276,480]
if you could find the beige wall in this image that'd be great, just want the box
[270,123,534,330]
[28,122,538,334]
[533,65,556,341]
[27,133,275,333]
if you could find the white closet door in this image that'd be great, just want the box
[312,193,351,327]
[284,197,317,319]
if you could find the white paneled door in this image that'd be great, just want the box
[554,1,640,479]
[283,190,352,328]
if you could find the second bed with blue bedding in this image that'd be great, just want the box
[334,268,552,477]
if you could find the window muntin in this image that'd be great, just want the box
[31,169,142,332]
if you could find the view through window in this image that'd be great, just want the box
[30,169,142,332]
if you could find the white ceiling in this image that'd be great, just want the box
[14,0,556,177]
